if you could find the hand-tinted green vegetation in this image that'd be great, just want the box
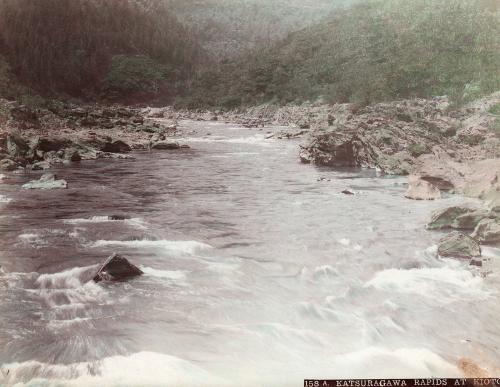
[0,0,201,102]
[166,0,352,59]
[178,0,500,109]
[0,0,498,108]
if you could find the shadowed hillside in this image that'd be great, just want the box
[0,0,202,102]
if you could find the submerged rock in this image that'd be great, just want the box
[93,253,143,282]
[405,175,441,200]
[22,173,68,190]
[108,215,130,221]
[471,218,500,244]
[341,189,355,195]
[437,232,481,259]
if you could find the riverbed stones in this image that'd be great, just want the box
[405,175,441,200]
[471,218,500,244]
[22,173,68,190]
[437,232,481,259]
[93,253,143,282]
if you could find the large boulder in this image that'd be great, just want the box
[64,148,82,162]
[151,141,181,150]
[35,137,72,152]
[427,206,471,230]
[300,132,377,168]
[471,218,500,244]
[102,140,131,153]
[451,210,492,230]
[0,158,19,171]
[405,175,441,200]
[22,173,67,190]
[6,131,29,157]
[437,232,481,259]
[93,253,143,282]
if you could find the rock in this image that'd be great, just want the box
[419,175,454,191]
[471,218,500,244]
[36,137,71,152]
[132,116,144,124]
[22,173,68,190]
[179,144,191,149]
[6,131,29,157]
[102,140,131,153]
[300,132,377,167]
[451,210,492,230]
[108,215,130,221]
[64,148,82,162]
[0,158,19,171]
[151,141,180,150]
[437,232,481,259]
[470,258,483,267]
[405,175,441,200]
[341,189,355,195]
[456,126,489,146]
[427,206,472,230]
[68,107,88,118]
[31,161,51,171]
[93,253,143,282]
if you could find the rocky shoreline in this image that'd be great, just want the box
[0,99,187,174]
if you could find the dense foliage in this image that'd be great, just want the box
[166,0,351,59]
[179,0,500,109]
[0,0,201,102]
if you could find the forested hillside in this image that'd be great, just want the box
[167,0,355,59]
[0,0,201,102]
[179,0,500,109]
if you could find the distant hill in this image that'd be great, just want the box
[167,0,355,59]
[178,0,500,109]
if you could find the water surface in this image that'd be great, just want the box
[0,121,499,385]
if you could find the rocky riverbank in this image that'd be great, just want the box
[0,99,185,173]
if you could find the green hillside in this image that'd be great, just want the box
[179,0,500,109]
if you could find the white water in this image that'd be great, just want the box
[0,121,499,385]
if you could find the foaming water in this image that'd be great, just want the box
[0,121,499,384]
[365,265,493,303]
[91,239,212,255]
[0,194,11,203]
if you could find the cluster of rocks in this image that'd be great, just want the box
[0,130,134,172]
[299,95,499,173]
[141,103,331,130]
[428,205,500,265]
[0,99,189,174]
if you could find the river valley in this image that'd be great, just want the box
[0,121,499,386]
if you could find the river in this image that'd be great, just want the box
[0,121,499,386]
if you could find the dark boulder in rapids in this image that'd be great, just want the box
[93,253,143,282]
